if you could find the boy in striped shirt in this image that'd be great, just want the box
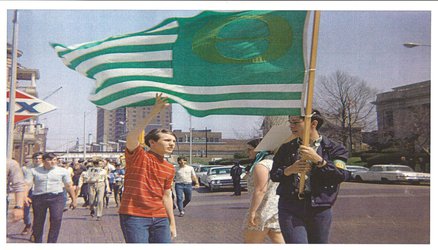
[118,94,177,243]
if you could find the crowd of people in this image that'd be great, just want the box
[7,153,127,243]
[7,94,350,244]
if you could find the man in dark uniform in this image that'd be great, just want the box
[270,110,349,243]
[230,161,243,196]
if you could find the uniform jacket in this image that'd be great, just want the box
[270,136,349,207]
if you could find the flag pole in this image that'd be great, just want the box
[7,10,19,159]
[298,10,321,199]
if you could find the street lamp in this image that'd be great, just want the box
[403,42,431,48]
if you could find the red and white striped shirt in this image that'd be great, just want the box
[118,146,175,218]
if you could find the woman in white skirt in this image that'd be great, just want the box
[243,138,284,243]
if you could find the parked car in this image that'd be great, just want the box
[345,165,369,181]
[192,164,218,186]
[203,165,247,191]
[352,164,430,184]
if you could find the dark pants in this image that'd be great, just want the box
[113,182,123,205]
[80,183,89,205]
[175,183,192,212]
[31,192,65,243]
[278,197,332,244]
[232,178,241,195]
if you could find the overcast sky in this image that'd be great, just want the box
[3,1,434,150]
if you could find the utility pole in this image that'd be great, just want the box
[205,127,208,158]
[7,10,19,159]
[189,116,192,164]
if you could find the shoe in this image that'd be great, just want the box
[90,209,95,217]
[96,217,101,221]
[30,234,36,243]
[82,203,88,207]
[21,225,32,235]
[63,207,69,212]
[178,210,185,217]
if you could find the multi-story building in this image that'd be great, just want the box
[96,105,172,151]
[373,80,430,154]
[7,43,49,164]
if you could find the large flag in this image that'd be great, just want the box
[51,10,309,117]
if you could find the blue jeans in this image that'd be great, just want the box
[31,192,65,243]
[278,197,332,243]
[175,183,192,212]
[23,189,33,226]
[119,214,171,243]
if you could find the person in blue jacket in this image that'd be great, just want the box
[270,110,349,244]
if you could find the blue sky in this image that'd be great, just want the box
[3,1,434,150]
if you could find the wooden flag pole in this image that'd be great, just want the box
[298,10,321,200]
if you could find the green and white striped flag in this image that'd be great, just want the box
[51,10,308,117]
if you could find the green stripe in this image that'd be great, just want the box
[96,75,173,93]
[68,43,174,69]
[91,86,301,106]
[124,99,301,117]
[96,72,304,93]
[51,17,179,57]
[86,61,172,78]
[185,107,302,117]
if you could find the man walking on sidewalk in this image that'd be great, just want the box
[174,156,200,217]
[24,152,77,243]
[21,152,43,235]
[87,156,110,221]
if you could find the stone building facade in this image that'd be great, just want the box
[373,80,430,153]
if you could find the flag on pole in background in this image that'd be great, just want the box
[51,10,309,117]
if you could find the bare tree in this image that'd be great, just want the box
[314,71,377,153]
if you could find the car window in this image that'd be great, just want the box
[388,166,413,172]
[209,168,231,175]
[371,166,383,171]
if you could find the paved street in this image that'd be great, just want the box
[6,182,430,244]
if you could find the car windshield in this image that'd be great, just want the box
[209,168,231,175]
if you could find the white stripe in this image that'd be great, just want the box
[59,35,178,65]
[92,92,302,111]
[75,50,173,76]
[94,68,173,82]
[90,80,303,101]
[145,21,179,34]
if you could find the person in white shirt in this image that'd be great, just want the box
[174,156,199,217]
[24,152,77,243]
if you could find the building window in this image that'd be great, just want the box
[383,110,393,128]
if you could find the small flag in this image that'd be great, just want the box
[52,10,308,117]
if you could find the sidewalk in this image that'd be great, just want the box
[6,190,250,243]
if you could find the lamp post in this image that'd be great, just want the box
[83,110,93,159]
